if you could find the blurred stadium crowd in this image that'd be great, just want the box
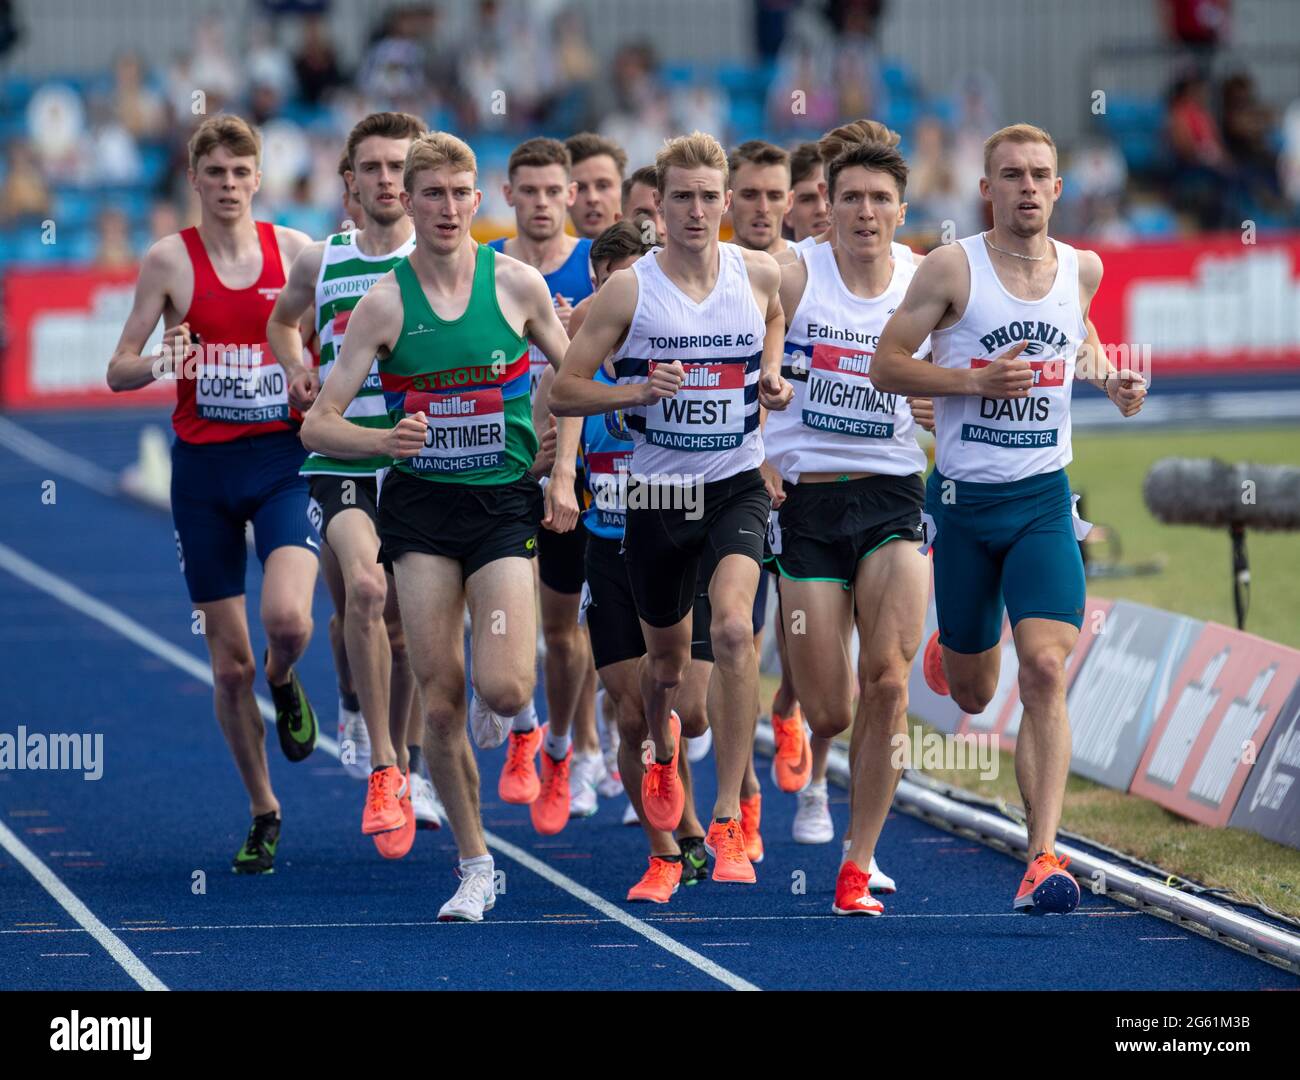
[2,0,1299,268]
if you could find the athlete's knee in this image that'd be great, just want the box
[478,672,533,718]
[949,675,995,717]
[541,615,582,662]
[615,693,647,745]
[803,696,851,740]
[1018,646,1069,702]
[644,649,688,694]
[212,652,256,699]
[344,564,387,624]
[859,660,910,718]
[677,702,709,739]
[710,608,755,665]
[263,609,311,656]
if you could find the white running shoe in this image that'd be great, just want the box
[839,840,898,894]
[438,865,496,922]
[409,770,443,830]
[792,781,834,844]
[469,691,511,750]
[598,747,623,798]
[569,750,603,818]
[685,726,712,763]
[621,799,639,825]
[340,701,370,780]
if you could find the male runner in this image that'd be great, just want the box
[783,142,830,244]
[551,131,793,884]
[268,111,443,857]
[621,164,665,244]
[540,221,713,898]
[488,137,603,832]
[872,123,1147,914]
[565,132,627,240]
[302,131,578,921]
[107,114,318,874]
[768,140,933,913]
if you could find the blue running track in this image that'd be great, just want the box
[1,410,1296,991]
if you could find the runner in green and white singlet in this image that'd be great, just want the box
[302,131,580,923]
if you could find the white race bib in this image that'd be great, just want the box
[407,388,506,474]
[195,346,289,424]
[802,343,899,440]
[643,361,746,452]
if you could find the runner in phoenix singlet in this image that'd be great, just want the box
[268,112,444,858]
[872,123,1146,915]
[551,131,794,886]
[488,137,604,832]
[766,140,934,914]
[303,131,579,922]
[107,114,318,875]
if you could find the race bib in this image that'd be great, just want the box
[644,361,746,451]
[1071,493,1093,542]
[962,357,1064,449]
[918,511,937,555]
[527,344,549,400]
[195,345,289,424]
[802,343,898,439]
[405,388,506,474]
[586,449,633,529]
[766,508,783,556]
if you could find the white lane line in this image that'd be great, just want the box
[0,818,167,991]
[0,539,746,989]
[0,541,338,757]
[0,415,120,497]
[482,832,760,991]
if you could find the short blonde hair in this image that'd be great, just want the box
[818,119,900,163]
[188,114,261,171]
[403,131,478,193]
[655,131,728,193]
[983,124,1057,176]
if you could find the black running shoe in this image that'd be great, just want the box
[232,812,280,875]
[266,651,317,762]
[679,835,708,886]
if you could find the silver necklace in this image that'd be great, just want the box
[982,231,1047,261]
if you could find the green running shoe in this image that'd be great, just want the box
[232,812,280,875]
[266,651,317,762]
[679,835,709,886]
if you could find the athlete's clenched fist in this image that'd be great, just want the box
[759,370,794,410]
[1107,370,1147,418]
[642,360,685,403]
[907,396,935,432]
[386,412,428,458]
[971,340,1033,399]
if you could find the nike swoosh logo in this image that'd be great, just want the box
[305,537,320,551]
[738,529,760,537]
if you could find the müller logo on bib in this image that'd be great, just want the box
[648,361,744,391]
[971,357,1066,388]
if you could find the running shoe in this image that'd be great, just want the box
[231,812,280,875]
[499,725,542,804]
[410,769,443,830]
[839,841,898,894]
[267,653,317,763]
[793,780,834,844]
[704,818,756,884]
[621,799,639,826]
[598,747,623,798]
[339,697,369,779]
[375,769,416,859]
[1013,852,1080,915]
[627,856,682,903]
[438,864,497,922]
[469,691,511,750]
[679,836,709,886]
[531,727,572,835]
[569,750,604,818]
[832,859,884,916]
[685,726,712,763]
[739,793,764,864]
[770,704,811,792]
[922,630,949,697]
[362,765,406,835]
[642,711,684,832]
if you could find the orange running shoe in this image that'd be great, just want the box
[362,765,405,835]
[375,769,416,859]
[770,704,811,793]
[739,792,764,864]
[832,859,884,916]
[626,855,683,903]
[530,728,572,836]
[1013,851,1081,914]
[498,725,542,804]
[705,817,756,883]
[922,630,949,697]
[641,711,684,833]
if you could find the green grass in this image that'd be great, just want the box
[760,424,1300,919]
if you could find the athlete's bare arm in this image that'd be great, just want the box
[872,244,1032,399]
[1072,250,1146,417]
[777,256,809,329]
[529,366,559,479]
[549,268,683,416]
[301,274,423,461]
[106,236,190,391]
[267,240,326,411]
[746,248,793,410]
[502,257,581,531]
[566,293,593,340]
